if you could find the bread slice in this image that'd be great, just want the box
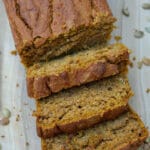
[27,43,129,99]
[33,74,133,138]
[3,0,115,66]
[41,107,148,150]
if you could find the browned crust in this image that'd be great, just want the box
[118,136,148,150]
[3,0,115,66]
[37,105,128,138]
[41,135,148,150]
[41,108,148,150]
[3,0,113,48]
[27,58,129,99]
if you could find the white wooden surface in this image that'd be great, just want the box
[0,0,150,149]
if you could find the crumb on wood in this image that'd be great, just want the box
[1,135,5,138]
[16,114,20,122]
[146,88,150,93]
[129,61,134,68]
[26,142,29,146]
[10,50,17,56]
[114,36,122,42]
[132,56,136,61]
[16,83,19,87]
[114,26,117,29]
[23,102,28,106]
[137,61,143,69]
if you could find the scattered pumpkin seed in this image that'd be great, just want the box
[2,108,11,118]
[142,3,150,9]
[145,27,150,33]
[0,117,9,126]
[122,7,130,16]
[142,57,150,66]
[134,30,144,38]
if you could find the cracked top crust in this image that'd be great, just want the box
[3,0,112,49]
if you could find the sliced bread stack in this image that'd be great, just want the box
[33,74,133,138]
[26,43,129,99]
[4,0,148,150]
[41,108,148,150]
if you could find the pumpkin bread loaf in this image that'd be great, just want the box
[33,74,133,138]
[41,107,148,150]
[27,43,129,99]
[3,0,115,66]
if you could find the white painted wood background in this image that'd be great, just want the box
[0,0,150,149]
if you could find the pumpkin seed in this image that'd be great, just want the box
[142,3,150,9]
[134,30,144,38]
[122,7,130,16]
[142,57,150,66]
[0,117,9,126]
[145,27,150,33]
[2,108,11,118]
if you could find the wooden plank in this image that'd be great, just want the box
[121,0,150,127]
[0,0,149,149]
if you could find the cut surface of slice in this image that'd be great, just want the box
[27,43,129,99]
[41,108,148,150]
[33,74,133,138]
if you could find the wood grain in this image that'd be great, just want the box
[0,0,149,149]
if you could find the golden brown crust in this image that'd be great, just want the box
[26,43,129,99]
[41,108,148,150]
[3,0,115,66]
[118,136,148,150]
[41,137,147,150]
[3,0,112,48]
[27,61,128,99]
[37,105,128,138]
